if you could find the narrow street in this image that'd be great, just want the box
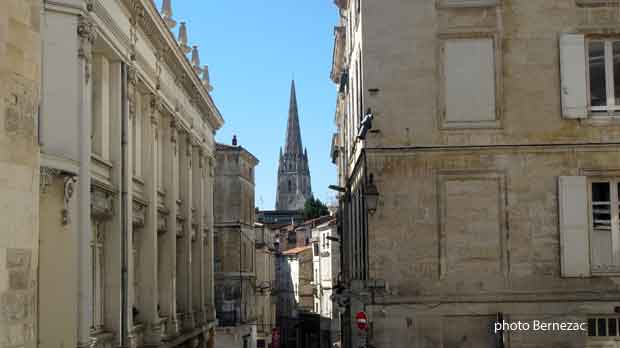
[2,1,620,348]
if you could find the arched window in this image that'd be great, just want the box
[288,180,292,192]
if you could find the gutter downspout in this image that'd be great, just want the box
[120,62,129,348]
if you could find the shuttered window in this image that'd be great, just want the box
[587,39,620,116]
[589,179,620,273]
[560,34,620,119]
[559,176,590,277]
[559,176,620,277]
[560,34,588,119]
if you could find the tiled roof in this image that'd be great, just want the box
[282,245,312,255]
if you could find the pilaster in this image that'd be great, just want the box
[142,95,164,345]
[192,146,206,325]
[177,131,195,331]
[77,12,96,348]
[161,115,180,338]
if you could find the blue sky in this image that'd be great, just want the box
[154,0,339,210]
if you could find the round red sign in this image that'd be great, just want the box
[356,311,369,331]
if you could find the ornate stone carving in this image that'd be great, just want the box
[170,118,178,145]
[127,66,138,119]
[77,15,97,83]
[157,212,167,234]
[133,202,146,228]
[190,226,197,242]
[176,217,183,238]
[91,188,113,220]
[198,148,205,169]
[40,167,61,193]
[63,176,77,225]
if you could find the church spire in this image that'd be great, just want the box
[275,80,313,211]
[284,80,303,155]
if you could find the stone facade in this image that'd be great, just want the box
[0,1,41,347]
[254,223,277,348]
[311,220,340,348]
[331,1,620,348]
[36,0,222,347]
[276,81,312,211]
[277,246,315,348]
[214,143,259,348]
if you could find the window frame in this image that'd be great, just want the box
[588,177,620,275]
[438,32,503,130]
[586,38,620,117]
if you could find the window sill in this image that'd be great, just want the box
[440,120,502,130]
[581,116,620,126]
[437,0,498,8]
[576,0,620,7]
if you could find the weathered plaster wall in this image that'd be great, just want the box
[362,0,620,149]
[364,148,620,347]
[0,1,40,347]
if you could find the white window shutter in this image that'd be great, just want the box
[560,34,588,119]
[558,176,590,277]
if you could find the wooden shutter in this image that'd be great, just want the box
[559,176,590,277]
[560,34,588,119]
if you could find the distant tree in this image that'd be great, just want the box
[302,197,329,221]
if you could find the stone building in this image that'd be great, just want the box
[37,0,222,347]
[0,1,41,347]
[277,245,316,348]
[330,0,620,347]
[254,223,278,348]
[311,219,340,348]
[214,142,259,348]
[276,81,313,212]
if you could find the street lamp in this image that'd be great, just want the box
[365,174,379,215]
[328,185,346,193]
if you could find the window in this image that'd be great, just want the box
[590,180,620,273]
[559,176,620,277]
[588,39,620,115]
[588,317,620,337]
[442,37,497,127]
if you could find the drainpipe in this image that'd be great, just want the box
[120,62,129,348]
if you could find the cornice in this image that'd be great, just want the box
[45,0,88,15]
[92,0,132,58]
[124,0,224,131]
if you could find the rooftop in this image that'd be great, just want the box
[281,245,312,255]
